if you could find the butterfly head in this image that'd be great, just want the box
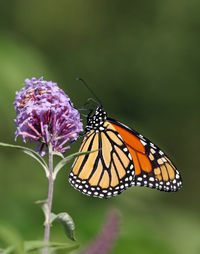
[85,106,107,131]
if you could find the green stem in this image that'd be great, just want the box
[43,144,54,254]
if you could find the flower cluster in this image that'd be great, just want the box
[14,77,83,155]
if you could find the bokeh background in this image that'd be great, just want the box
[0,1,200,253]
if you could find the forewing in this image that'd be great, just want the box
[108,118,182,192]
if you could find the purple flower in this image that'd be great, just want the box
[14,77,83,155]
[80,211,120,254]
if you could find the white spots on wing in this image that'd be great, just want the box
[128,153,132,160]
[117,134,122,139]
[161,157,167,163]
[159,150,164,155]
[140,140,147,146]
[150,142,157,149]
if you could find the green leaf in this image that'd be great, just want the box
[0,246,14,254]
[52,151,64,158]
[24,241,79,252]
[0,142,49,177]
[0,223,23,254]
[53,149,99,179]
[35,200,49,225]
[50,243,80,253]
[50,212,75,241]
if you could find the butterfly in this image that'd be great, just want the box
[68,105,182,198]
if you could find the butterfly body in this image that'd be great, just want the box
[69,106,182,198]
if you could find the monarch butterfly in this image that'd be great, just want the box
[68,104,182,198]
[69,78,182,198]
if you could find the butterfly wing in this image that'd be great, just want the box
[69,121,135,198]
[69,105,182,199]
[108,118,182,192]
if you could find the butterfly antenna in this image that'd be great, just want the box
[76,77,102,106]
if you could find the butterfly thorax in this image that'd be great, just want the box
[85,106,107,132]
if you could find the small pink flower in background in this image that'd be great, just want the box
[14,77,83,155]
[80,211,120,254]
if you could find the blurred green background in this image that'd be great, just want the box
[0,0,200,253]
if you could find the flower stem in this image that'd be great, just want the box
[43,144,54,254]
